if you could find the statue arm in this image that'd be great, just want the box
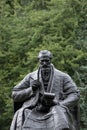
[60,74,80,108]
[12,74,33,102]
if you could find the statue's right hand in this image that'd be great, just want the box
[31,80,41,92]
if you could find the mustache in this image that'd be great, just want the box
[41,67,51,71]
[41,64,50,67]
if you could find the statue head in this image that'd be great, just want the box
[38,50,52,59]
[38,50,52,68]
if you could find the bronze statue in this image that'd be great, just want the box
[10,50,80,130]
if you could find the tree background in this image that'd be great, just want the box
[0,0,87,130]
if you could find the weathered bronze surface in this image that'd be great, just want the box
[10,50,80,130]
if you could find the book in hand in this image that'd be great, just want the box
[43,92,55,100]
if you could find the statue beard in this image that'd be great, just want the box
[41,67,51,82]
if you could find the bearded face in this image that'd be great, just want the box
[39,57,51,68]
[39,57,51,81]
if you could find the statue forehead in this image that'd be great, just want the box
[38,50,52,59]
[39,57,50,61]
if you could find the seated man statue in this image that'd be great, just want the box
[10,50,80,130]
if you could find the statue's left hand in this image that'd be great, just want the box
[41,96,58,107]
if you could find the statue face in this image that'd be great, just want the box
[39,57,51,68]
[39,57,51,82]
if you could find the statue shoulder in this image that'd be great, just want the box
[24,70,38,79]
[54,68,69,78]
[13,70,38,90]
[28,70,38,80]
[54,68,74,83]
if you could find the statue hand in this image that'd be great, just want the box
[31,80,41,92]
[41,97,57,107]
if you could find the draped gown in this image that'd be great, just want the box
[10,66,80,130]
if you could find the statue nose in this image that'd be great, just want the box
[43,62,46,65]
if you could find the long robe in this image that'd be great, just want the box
[10,67,80,130]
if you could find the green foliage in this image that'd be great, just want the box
[0,0,87,129]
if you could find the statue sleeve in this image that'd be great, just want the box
[60,74,80,108]
[12,74,32,102]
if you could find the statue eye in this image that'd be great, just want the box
[45,60,49,62]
